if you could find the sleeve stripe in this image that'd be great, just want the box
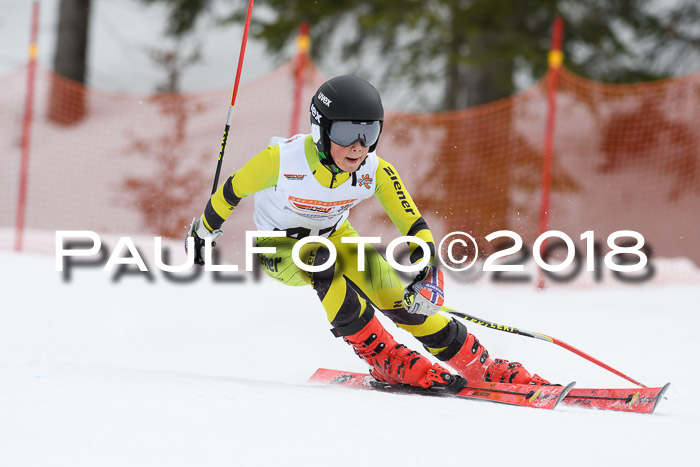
[410,242,436,264]
[222,175,242,207]
[407,216,429,237]
[408,217,436,263]
[204,200,226,231]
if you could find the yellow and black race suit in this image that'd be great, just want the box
[200,135,455,354]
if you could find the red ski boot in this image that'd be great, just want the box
[436,321,550,385]
[332,308,451,389]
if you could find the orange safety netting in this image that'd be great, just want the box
[1,60,699,284]
[386,68,700,261]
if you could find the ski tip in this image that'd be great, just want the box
[555,381,577,408]
[651,382,671,413]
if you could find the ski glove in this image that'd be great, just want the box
[403,264,445,316]
[185,214,223,266]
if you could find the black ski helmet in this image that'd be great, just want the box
[310,75,384,172]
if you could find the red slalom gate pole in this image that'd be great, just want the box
[211,0,255,195]
[15,1,40,252]
[289,22,310,136]
[536,16,564,289]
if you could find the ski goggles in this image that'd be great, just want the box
[328,120,381,147]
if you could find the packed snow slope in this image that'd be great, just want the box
[1,250,699,467]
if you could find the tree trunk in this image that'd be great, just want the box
[443,9,468,111]
[438,26,518,251]
[49,0,91,125]
[465,31,514,106]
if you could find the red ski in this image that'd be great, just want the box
[309,368,575,410]
[562,383,670,414]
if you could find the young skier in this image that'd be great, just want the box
[187,75,550,388]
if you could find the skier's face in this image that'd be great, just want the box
[329,140,369,172]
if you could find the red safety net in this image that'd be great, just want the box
[1,60,699,285]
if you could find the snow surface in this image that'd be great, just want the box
[2,249,699,467]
